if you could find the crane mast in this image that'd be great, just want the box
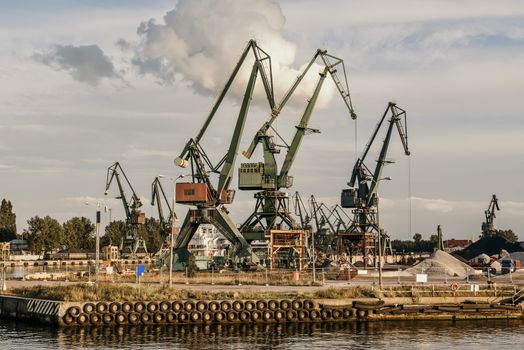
[239,49,357,250]
[340,102,410,267]
[104,162,147,258]
[171,40,275,266]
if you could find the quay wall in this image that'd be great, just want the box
[0,295,522,327]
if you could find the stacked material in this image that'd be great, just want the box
[457,236,523,260]
[405,250,473,277]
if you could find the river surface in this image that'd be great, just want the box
[1,318,523,349]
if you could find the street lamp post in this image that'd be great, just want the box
[85,201,101,287]
[373,176,391,289]
[158,174,186,288]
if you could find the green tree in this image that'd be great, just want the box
[413,233,422,243]
[495,229,518,243]
[0,199,17,242]
[63,217,95,250]
[102,220,127,248]
[138,217,164,254]
[22,216,64,255]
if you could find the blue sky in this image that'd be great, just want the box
[1,0,523,241]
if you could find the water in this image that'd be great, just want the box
[1,318,523,349]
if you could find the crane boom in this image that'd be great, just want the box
[243,49,357,159]
[176,40,275,166]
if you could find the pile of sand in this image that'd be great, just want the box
[405,250,473,277]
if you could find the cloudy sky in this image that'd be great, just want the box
[1,0,523,241]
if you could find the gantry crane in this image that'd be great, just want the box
[481,194,500,237]
[238,49,357,244]
[104,162,147,258]
[341,102,410,267]
[172,39,275,265]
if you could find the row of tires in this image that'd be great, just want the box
[62,307,367,326]
[66,299,317,318]
[62,300,373,326]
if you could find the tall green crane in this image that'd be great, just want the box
[104,162,147,258]
[172,40,275,265]
[341,102,410,266]
[238,49,357,242]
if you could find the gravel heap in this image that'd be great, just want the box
[405,249,473,277]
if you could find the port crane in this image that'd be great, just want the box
[238,49,357,243]
[292,191,311,230]
[309,195,337,253]
[341,102,410,266]
[173,40,275,265]
[481,194,499,237]
[104,162,147,258]
[151,176,175,237]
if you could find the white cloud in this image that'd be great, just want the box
[132,0,338,108]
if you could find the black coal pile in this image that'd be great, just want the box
[455,236,523,260]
